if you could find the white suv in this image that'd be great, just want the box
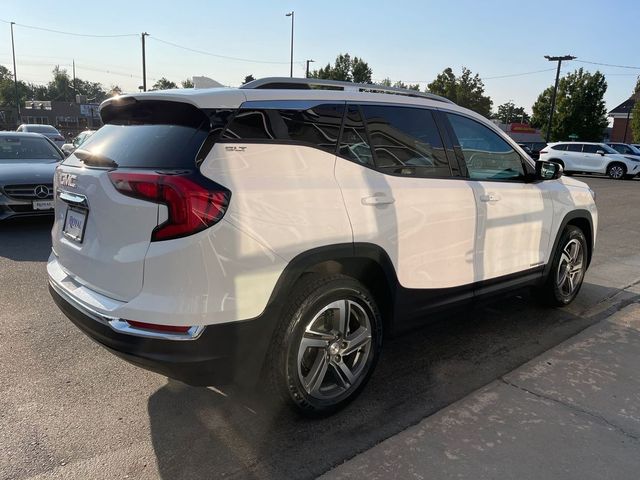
[539,141,640,179]
[48,78,597,415]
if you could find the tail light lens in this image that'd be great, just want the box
[108,171,230,241]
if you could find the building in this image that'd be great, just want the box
[21,98,102,138]
[608,93,638,143]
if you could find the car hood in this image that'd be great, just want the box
[0,161,58,184]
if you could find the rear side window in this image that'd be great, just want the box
[68,100,212,169]
[567,144,582,152]
[222,103,344,154]
[551,144,567,151]
[360,105,450,177]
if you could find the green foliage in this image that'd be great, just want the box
[181,78,194,88]
[531,68,608,141]
[151,77,178,91]
[242,74,255,85]
[310,54,372,83]
[630,100,640,143]
[427,67,492,117]
[493,101,530,124]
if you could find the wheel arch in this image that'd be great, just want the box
[544,209,594,279]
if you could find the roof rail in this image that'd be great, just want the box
[240,77,455,105]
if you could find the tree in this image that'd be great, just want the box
[242,74,255,85]
[310,54,372,83]
[108,85,122,97]
[427,67,492,117]
[151,77,178,90]
[493,101,530,124]
[630,101,640,143]
[531,68,608,141]
[378,78,392,87]
[181,78,194,88]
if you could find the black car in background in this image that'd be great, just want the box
[0,132,62,220]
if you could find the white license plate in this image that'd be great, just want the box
[32,200,54,210]
[63,208,87,242]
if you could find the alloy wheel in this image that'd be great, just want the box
[556,238,585,297]
[296,299,373,400]
[609,165,625,179]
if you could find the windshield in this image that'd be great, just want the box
[0,136,63,162]
[25,125,58,134]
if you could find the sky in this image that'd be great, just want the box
[1,0,639,114]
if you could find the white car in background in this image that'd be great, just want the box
[539,142,640,179]
[61,130,96,157]
[16,124,66,149]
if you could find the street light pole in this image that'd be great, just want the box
[286,12,294,77]
[544,55,576,143]
[623,104,631,143]
[10,21,20,125]
[141,32,149,91]
[305,59,314,78]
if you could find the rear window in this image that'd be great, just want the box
[67,100,212,169]
[26,125,58,134]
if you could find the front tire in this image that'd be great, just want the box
[607,162,626,179]
[536,226,587,306]
[265,274,382,416]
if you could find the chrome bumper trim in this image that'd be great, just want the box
[49,278,204,341]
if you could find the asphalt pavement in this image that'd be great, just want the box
[1,175,639,480]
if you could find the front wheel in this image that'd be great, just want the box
[607,163,626,179]
[265,274,382,416]
[535,226,588,306]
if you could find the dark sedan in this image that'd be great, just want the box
[0,132,63,220]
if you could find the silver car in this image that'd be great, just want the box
[16,124,66,149]
[0,132,63,220]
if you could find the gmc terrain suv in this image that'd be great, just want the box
[49,77,597,415]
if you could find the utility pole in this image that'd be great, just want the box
[544,55,576,142]
[72,59,77,99]
[285,12,294,77]
[141,32,149,91]
[623,103,631,143]
[10,21,20,125]
[305,59,314,78]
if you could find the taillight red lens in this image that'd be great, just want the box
[126,320,191,333]
[108,171,230,241]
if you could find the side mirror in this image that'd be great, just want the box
[596,150,605,156]
[535,160,563,180]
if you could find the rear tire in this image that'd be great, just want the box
[535,225,587,306]
[265,274,382,416]
[607,162,626,179]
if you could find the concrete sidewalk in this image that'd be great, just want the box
[322,302,640,480]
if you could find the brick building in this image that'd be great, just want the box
[20,99,102,139]
[609,93,638,143]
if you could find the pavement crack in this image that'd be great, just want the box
[500,377,640,442]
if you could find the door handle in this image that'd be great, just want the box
[479,193,501,202]
[361,195,395,206]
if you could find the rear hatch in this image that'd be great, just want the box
[51,99,214,301]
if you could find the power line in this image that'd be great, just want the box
[576,59,640,70]
[0,18,137,38]
[149,36,304,65]
[484,68,557,80]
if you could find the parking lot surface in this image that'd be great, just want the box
[1,176,639,480]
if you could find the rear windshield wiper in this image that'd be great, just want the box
[74,149,119,169]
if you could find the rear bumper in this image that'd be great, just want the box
[49,283,276,387]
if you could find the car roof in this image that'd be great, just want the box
[100,77,487,125]
[0,131,52,139]
[550,141,606,145]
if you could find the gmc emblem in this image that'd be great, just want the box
[58,172,77,188]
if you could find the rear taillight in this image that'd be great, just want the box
[55,135,65,141]
[539,149,548,155]
[108,171,230,241]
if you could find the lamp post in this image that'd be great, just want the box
[305,59,315,78]
[285,12,294,77]
[141,32,149,91]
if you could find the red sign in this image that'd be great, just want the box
[509,123,537,133]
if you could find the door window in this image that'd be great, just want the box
[446,113,525,180]
[360,105,451,177]
[338,105,374,166]
[566,144,582,152]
